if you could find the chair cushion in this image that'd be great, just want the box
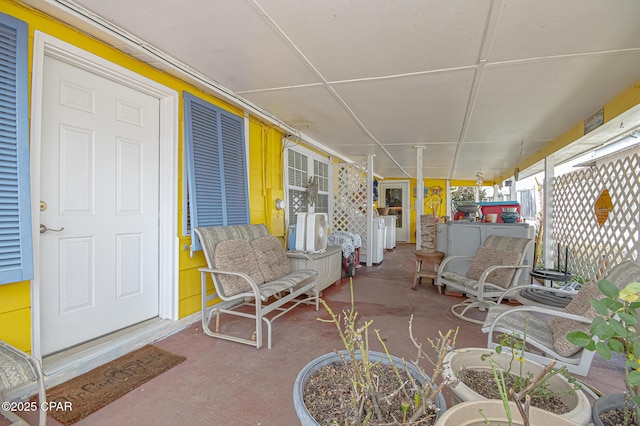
[465,247,523,289]
[214,239,265,297]
[250,235,291,281]
[0,343,37,391]
[548,282,604,357]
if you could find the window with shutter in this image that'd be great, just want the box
[284,144,331,225]
[0,13,33,284]
[183,92,249,253]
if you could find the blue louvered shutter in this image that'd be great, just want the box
[0,13,33,284]
[184,92,248,252]
[219,110,249,225]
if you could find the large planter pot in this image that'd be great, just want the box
[294,350,447,425]
[592,393,629,426]
[435,400,581,425]
[442,348,591,426]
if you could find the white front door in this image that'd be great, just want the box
[379,181,410,242]
[39,55,160,355]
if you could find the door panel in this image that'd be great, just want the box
[379,182,410,242]
[40,55,160,355]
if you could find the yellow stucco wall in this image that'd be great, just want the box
[0,0,287,351]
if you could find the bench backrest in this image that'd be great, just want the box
[195,224,270,269]
[606,260,640,289]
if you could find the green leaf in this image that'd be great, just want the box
[603,299,623,312]
[595,341,612,360]
[590,299,610,316]
[619,311,638,326]
[598,280,619,299]
[566,331,593,347]
[620,282,640,302]
[592,319,616,340]
[607,338,625,353]
[628,370,640,385]
[609,318,629,337]
[590,316,605,332]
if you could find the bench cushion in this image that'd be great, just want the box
[214,239,265,296]
[251,235,291,281]
[465,247,522,288]
[548,282,603,357]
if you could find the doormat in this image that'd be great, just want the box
[40,345,185,425]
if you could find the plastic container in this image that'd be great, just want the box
[480,201,520,222]
[485,213,498,223]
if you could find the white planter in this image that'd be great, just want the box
[442,347,591,426]
[435,400,581,426]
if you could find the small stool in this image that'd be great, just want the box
[413,250,445,291]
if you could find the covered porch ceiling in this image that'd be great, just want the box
[24,0,640,182]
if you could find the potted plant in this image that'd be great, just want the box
[441,330,590,425]
[293,281,452,425]
[435,400,582,426]
[567,280,640,426]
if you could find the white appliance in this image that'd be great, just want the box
[361,218,386,264]
[381,215,397,249]
[294,213,328,253]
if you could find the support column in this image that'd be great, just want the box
[415,146,425,250]
[543,155,555,284]
[366,154,374,267]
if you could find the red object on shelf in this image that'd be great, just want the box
[480,202,521,223]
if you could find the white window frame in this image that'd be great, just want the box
[284,142,332,227]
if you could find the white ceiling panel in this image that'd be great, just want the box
[242,85,370,146]
[467,51,640,144]
[488,1,640,62]
[28,0,640,181]
[255,0,492,81]
[72,0,321,91]
[333,69,476,143]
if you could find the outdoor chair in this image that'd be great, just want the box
[0,340,46,426]
[195,224,319,349]
[436,234,534,324]
[482,260,640,376]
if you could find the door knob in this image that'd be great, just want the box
[40,224,64,234]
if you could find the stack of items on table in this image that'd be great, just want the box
[327,231,361,277]
[420,214,438,252]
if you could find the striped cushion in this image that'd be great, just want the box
[214,239,265,297]
[547,282,603,357]
[251,236,291,281]
[466,247,522,289]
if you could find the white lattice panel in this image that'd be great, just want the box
[554,153,640,280]
[333,163,368,253]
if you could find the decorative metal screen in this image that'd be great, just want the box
[333,162,368,254]
[554,152,640,281]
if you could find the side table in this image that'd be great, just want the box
[413,250,445,291]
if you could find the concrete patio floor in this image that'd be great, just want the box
[22,243,626,425]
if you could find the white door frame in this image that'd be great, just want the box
[379,180,410,242]
[29,32,179,359]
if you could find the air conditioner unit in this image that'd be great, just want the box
[294,213,328,253]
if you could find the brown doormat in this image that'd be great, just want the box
[42,345,185,425]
